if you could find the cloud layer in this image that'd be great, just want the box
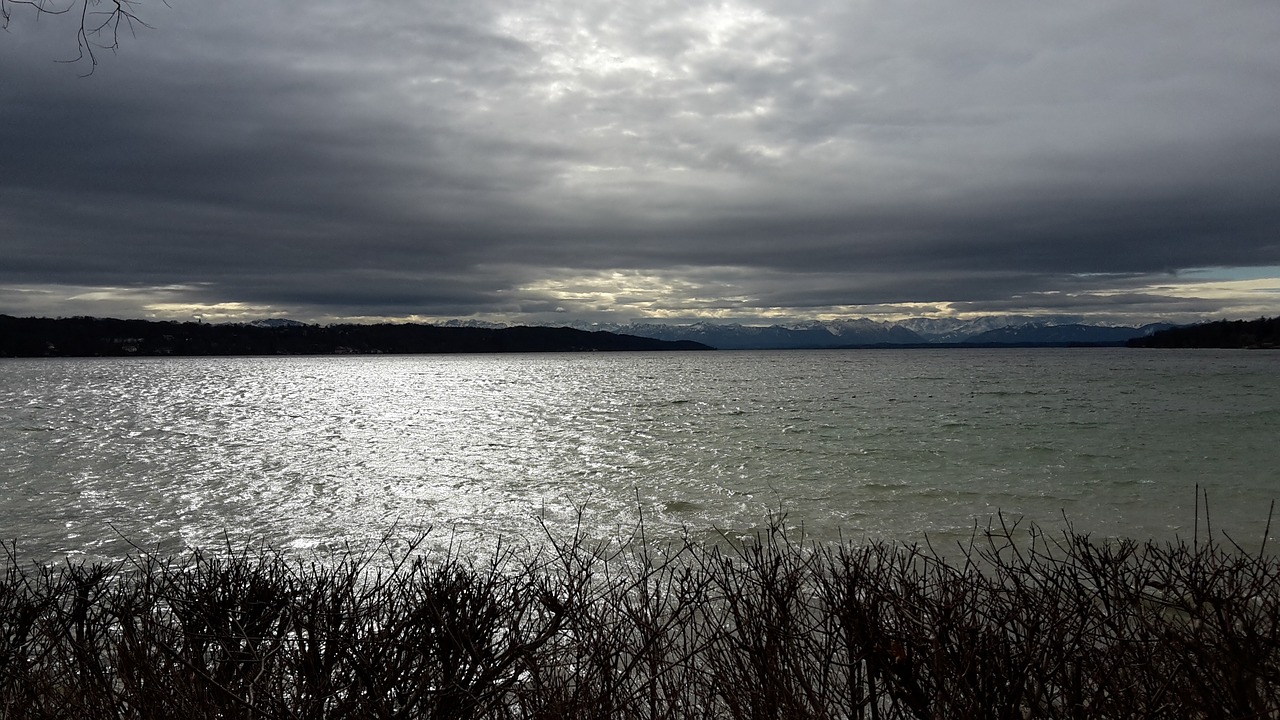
[3,0,1279,323]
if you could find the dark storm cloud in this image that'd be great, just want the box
[2,0,1279,323]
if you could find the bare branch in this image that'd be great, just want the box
[1,0,164,73]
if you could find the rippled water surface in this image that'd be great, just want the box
[2,349,1277,562]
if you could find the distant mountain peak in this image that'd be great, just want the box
[436,319,510,329]
[247,318,310,328]
[552,315,1178,349]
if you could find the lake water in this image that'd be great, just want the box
[1,348,1277,564]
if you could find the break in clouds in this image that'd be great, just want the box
[2,0,1279,324]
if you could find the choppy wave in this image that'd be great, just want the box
[1,349,1276,564]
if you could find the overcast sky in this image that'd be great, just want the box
[3,1,1279,326]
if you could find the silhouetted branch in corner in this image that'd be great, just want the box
[1,0,166,73]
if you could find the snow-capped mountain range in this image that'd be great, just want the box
[442,316,1177,349]
[250,316,1176,349]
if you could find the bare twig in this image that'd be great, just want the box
[1,0,167,73]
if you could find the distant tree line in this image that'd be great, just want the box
[0,316,711,357]
[1128,316,1280,349]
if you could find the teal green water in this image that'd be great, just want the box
[1,348,1276,563]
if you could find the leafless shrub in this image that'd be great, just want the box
[2,509,1278,719]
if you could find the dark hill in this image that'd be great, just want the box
[1127,317,1280,349]
[963,323,1170,346]
[0,316,712,357]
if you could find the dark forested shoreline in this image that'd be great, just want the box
[6,314,1277,356]
[1128,316,1280,348]
[0,316,711,357]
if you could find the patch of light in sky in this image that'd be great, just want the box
[518,270,731,313]
[1182,266,1280,282]
[143,302,284,321]
[681,2,790,68]
[493,11,671,92]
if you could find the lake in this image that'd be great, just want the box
[1,348,1276,564]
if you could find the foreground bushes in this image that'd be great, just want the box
[1,517,1278,719]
